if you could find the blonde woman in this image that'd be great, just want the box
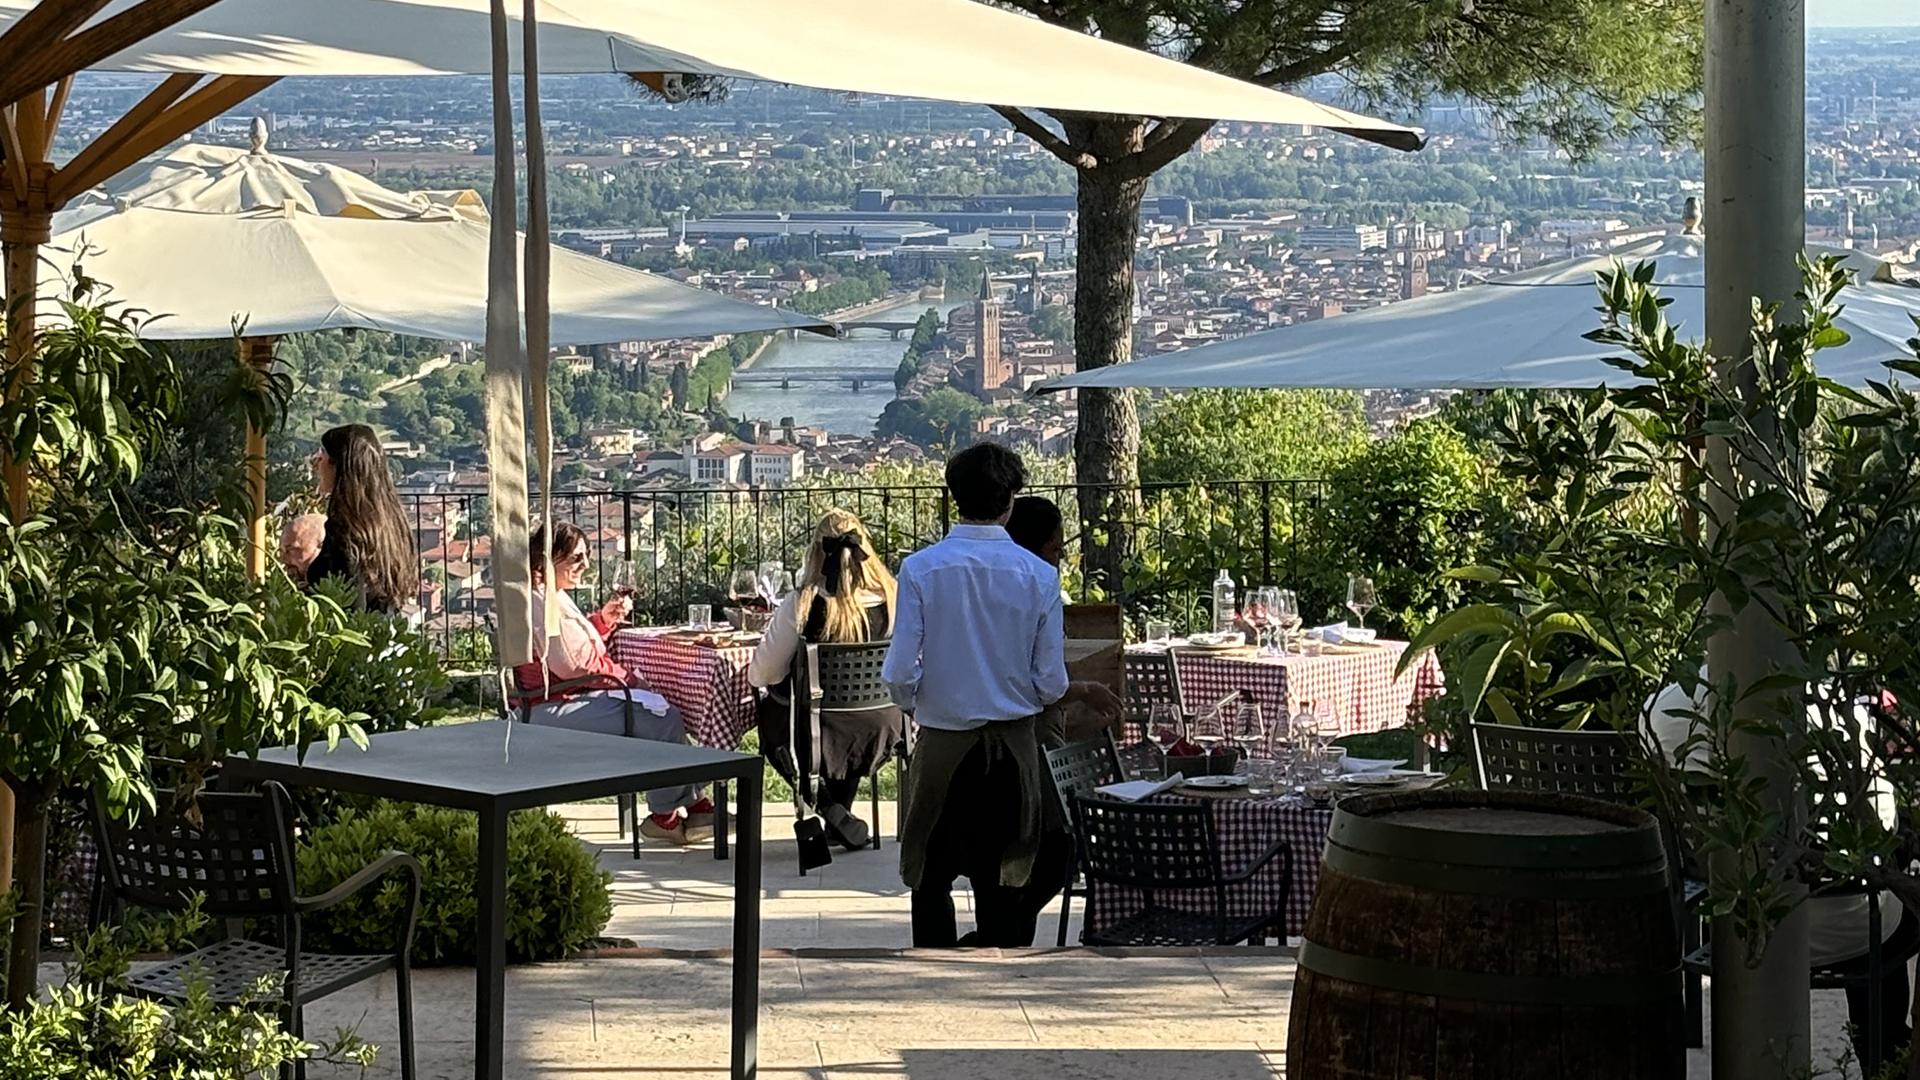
[749,509,903,850]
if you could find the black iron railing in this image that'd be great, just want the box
[404,479,1329,665]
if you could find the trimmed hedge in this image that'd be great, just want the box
[298,801,612,966]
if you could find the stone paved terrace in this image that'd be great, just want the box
[94,802,1872,1079]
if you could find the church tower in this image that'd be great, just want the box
[972,272,1007,395]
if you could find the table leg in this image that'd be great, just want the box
[731,770,762,1080]
[475,806,509,1080]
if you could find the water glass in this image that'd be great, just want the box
[1245,758,1279,795]
[687,603,712,630]
[1148,702,1185,749]
[1145,619,1173,645]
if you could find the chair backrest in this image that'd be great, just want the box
[1045,734,1124,819]
[810,641,894,712]
[1070,794,1220,892]
[93,783,299,919]
[1122,649,1184,738]
[1064,603,1123,641]
[1471,721,1640,802]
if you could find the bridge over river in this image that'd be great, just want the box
[732,365,896,391]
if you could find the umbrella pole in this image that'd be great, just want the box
[241,336,277,580]
[1703,0,1810,1075]
[0,85,58,898]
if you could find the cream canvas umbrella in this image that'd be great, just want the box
[1038,232,1920,392]
[45,132,831,573]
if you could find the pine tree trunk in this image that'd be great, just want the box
[5,780,50,1009]
[1072,120,1148,597]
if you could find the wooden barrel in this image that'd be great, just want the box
[1287,789,1683,1079]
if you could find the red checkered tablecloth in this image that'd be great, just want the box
[610,628,758,749]
[1150,641,1444,738]
[1083,793,1333,941]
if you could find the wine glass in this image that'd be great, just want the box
[1190,701,1230,751]
[1231,699,1266,758]
[607,560,637,624]
[1243,587,1273,654]
[1347,574,1378,628]
[1149,702,1185,749]
[728,568,760,609]
[756,560,784,606]
[1274,589,1302,656]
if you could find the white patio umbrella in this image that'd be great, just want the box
[0,0,1426,151]
[43,134,830,577]
[1038,233,1920,393]
[45,140,832,345]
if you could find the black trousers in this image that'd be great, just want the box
[1830,906,1919,1070]
[910,740,1032,948]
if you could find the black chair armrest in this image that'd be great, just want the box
[1219,836,1293,886]
[506,673,628,703]
[296,850,422,914]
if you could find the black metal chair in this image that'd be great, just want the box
[1471,721,1707,1044]
[1070,793,1291,947]
[93,782,421,1080]
[786,641,893,872]
[1470,720,1641,798]
[1043,733,1125,946]
[1122,648,1185,745]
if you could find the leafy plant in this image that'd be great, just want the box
[0,898,375,1079]
[0,280,368,1005]
[298,801,612,965]
[1403,254,1920,966]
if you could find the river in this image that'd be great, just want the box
[724,294,965,436]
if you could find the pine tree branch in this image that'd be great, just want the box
[1252,41,1359,88]
[991,105,1099,170]
[1117,117,1215,179]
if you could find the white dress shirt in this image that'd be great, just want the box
[881,523,1069,730]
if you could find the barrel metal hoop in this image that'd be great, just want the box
[1329,807,1665,870]
[1323,841,1670,901]
[1298,941,1683,1009]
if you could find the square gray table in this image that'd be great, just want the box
[226,720,763,1080]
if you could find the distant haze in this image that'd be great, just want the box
[1811,0,1920,27]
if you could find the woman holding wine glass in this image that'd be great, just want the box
[748,509,903,850]
[519,521,715,846]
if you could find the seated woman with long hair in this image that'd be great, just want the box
[306,423,419,614]
[748,509,904,851]
[517,521,716,846]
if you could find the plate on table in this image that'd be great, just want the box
[1182,774,1250,791]
[1185,632,1246,653]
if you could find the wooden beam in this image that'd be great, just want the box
[41,78,72,158]
[47,72,199,203]
[0,109,28,198]
[0,0,111,102]
[13,89,46,170]
[53,75,275,200]
[0,0,226,111]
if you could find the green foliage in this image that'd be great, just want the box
[1030,303,1074,349]
[298,802,612,966]
[0,281,368,1002]
[1404,254,1920,953]
[1139,388,1368,486]
[875,387,986,450]
[0,900,374,1079]
[1310,419,1515,637]
[892,308,942,392]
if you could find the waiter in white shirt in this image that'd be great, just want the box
[883,443,1118,947]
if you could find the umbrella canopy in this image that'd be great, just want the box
[1038,234,1920,392]
[45,141,831,344]
[0,0,1424,150]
